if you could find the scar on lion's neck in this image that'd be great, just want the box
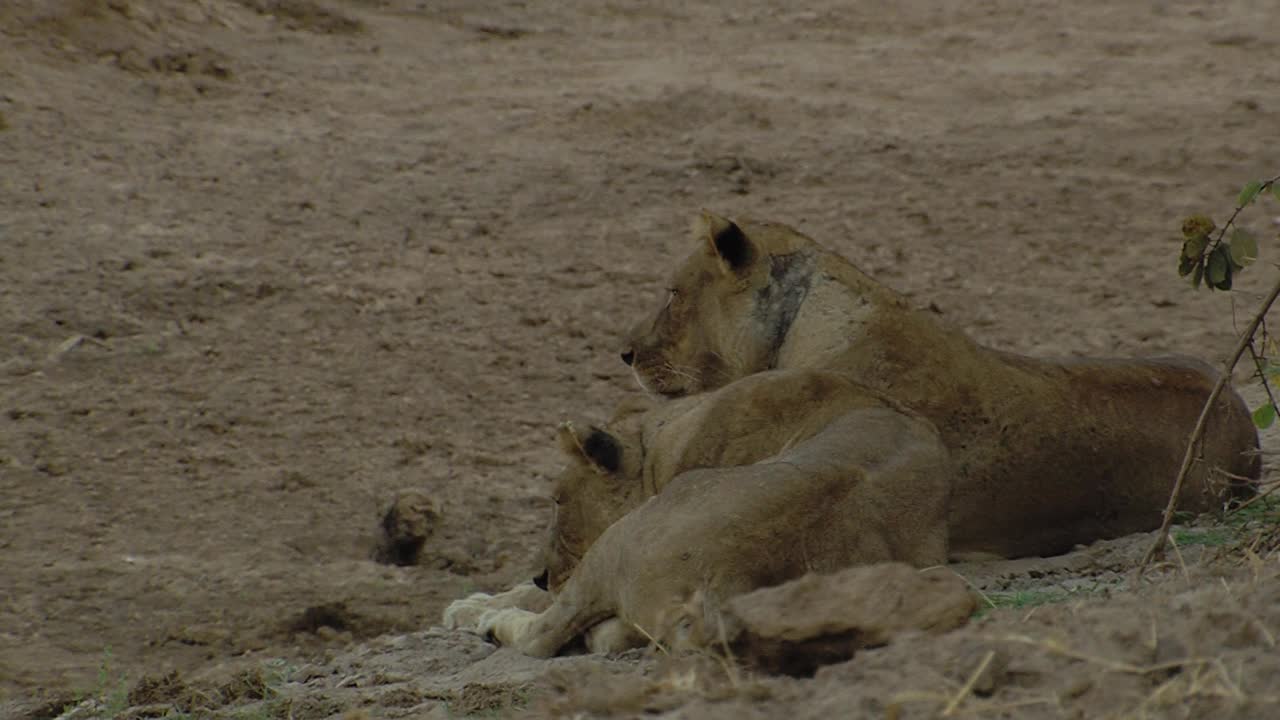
[771,267,881,370]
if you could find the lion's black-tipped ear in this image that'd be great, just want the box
[557,421,622,474]
[581,429,621,473]
[701,211,754,273]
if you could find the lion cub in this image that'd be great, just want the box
[449,369,952,657]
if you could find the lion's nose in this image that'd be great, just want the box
[533,569,549,591]
[620,348,635,366]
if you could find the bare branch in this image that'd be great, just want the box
[1135,275,1280,580]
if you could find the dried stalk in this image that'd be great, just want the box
[1135,275,1280,577]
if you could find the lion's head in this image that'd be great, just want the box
[536,406,647,593]
[621,212,820,397]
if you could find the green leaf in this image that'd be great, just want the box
[1239,180,1264,207]
[1230,228,1258,267]
[1253,402,1276,429]
[1273,182,1280,203]
[1181,234,1209,261]
[1191,262,1204,289]
[1207,246,1229,286]
[1177,254,1196,277]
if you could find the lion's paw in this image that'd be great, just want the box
[478,607,537,647]
[441,592,497,630]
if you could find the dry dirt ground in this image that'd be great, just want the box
[2,0,1280,718]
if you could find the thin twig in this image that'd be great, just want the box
[1168,533,1191,589]
[1229,477,1280,517]
[630,621,669,656]
[1135,274,1280,578]
[942,650,995,716]
[1000,634,1144,673]
[1202,174,1280,260]
[1216,466,1270,485]
[1212,657,1248,701]
[945,568,996,610]
[713,611,742,688]
[1218,578,1276,648]
[1246,338,1279,426]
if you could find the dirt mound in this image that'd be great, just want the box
[0,0,360,79]
[0,1,233,76]
[36,559,1279,719]
[287,601,396,640]
[538,563,1280,719]
[233,0,364,35]
[723,564,977,677]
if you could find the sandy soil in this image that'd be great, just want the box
[2,0,1279,718]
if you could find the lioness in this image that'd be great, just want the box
[621,213,1260,559]
[462,370,952,657]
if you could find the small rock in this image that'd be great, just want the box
[448,218,487,238]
